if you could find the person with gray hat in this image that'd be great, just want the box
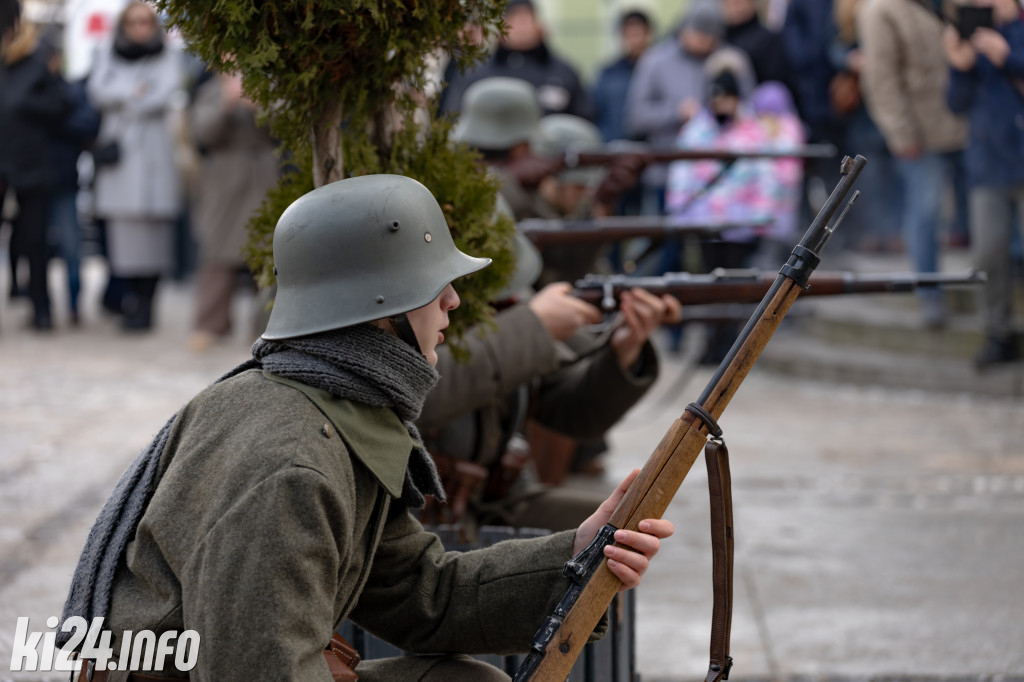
[625,0,754,211]
[58,174,673,681]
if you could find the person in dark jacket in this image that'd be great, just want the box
[781,0,838,143]
[781,0,848,254]
[592,10,652,142]
[722,0,789,86]
[944,0,1024,368]
[0,0,17,43]
[0,21,69,330]
[48,70,101,326]
[441,0,593,120]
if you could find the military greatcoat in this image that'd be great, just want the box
[102,369,584,680]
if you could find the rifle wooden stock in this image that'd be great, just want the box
[513,155,869,682]
[517,284,802,681]
[518,217,773,247]
[572,270,988,309]
[563,143,837,168]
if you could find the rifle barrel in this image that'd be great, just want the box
[571,269,987,308]
[518,217,773,247]
[566,143,838,167]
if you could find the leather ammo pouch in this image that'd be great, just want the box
[325,633,360,681]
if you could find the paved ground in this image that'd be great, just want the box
[1,258,1022,681]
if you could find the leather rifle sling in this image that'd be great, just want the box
[704,436,734,682]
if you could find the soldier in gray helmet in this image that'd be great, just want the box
[418,191,682,538]
[529,113,634,285]
[436,81,680,532]
[452,76,563,219]
[58,174,673,682]
[453,78,644,225]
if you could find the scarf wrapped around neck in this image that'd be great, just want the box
[59,324,443,646]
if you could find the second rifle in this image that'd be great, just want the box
[517,216,774,248]
[573,269,988,310]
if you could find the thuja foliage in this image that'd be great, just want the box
[159,0,516,346]
[245,112,517,348]
[154,0,503,155]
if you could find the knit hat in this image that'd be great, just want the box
[683,1,725,40]
[750,81,796,117]
[709,69,740,99]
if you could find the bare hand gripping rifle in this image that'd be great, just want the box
[513,155,869,682]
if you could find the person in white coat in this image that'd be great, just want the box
[88,1,184,330]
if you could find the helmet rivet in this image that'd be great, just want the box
[375,295,384,304]
[390,220,400,232]
[424,233,432,243]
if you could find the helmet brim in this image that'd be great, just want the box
[262,251,491,340]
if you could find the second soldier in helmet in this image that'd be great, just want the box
[416,77,682,537]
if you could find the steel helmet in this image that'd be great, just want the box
[531,114,605,186]
[452,77,542,151]
[492,193,542,300]
[262,174,491,340]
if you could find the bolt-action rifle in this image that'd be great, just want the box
[573,269,987,310]
[558,142,837,170]
[517,217,774,248]
[512,155,869,682]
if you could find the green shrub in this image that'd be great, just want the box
[158,0,514,349]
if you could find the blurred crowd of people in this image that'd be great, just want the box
[436,0,1024,368]
[0,0,276,345]
[1,0,1023,368]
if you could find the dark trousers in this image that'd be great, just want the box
[699,239,760,364]
[48,189,82,314]
[122,276,159,330]
[4,186,52,321]
[193,264,248,336]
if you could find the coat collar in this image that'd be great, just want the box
[263,371,417,498]
[494,41,552,65]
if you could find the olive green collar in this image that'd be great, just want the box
[263,371,417,498]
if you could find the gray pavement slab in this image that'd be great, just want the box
[603,370,1024,680]
[1,257,1023,680]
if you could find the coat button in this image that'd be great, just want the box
[321,423,334,439]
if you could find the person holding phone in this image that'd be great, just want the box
[943,0,1024,368]
[859,0,969,329]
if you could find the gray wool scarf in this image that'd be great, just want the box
[59,324,443,646]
